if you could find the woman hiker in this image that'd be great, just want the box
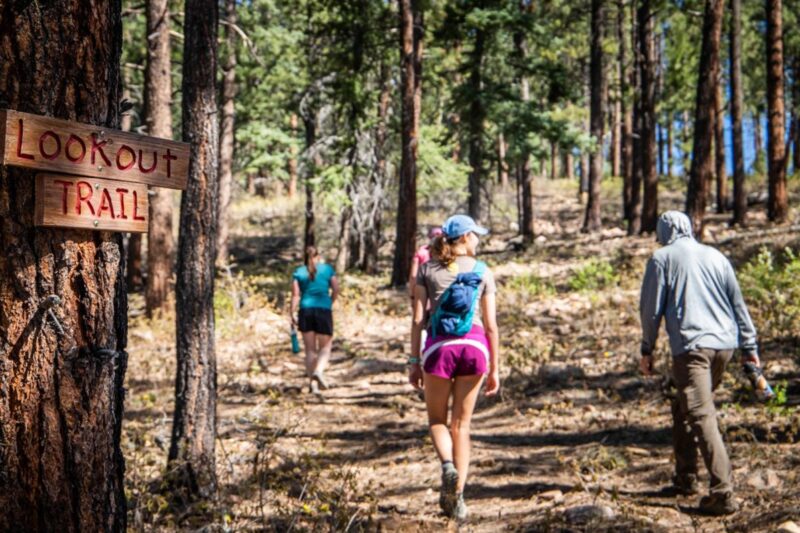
[408,214,501,520]
[408,226,444,302]
[291,246,339,394]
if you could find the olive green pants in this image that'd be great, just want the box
[671,348,733,495]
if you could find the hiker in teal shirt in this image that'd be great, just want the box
[290,246,339,394]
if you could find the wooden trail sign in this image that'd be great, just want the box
[35,173,149,233]
[1,109,189,190]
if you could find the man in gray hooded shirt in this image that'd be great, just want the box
[639,211,760,516]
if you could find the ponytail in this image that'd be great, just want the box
[431,235,457,265]
[305,246,318,280]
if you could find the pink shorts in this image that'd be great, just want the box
[422,324,490,379]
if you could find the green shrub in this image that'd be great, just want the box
[739,247,800,341]
[568,258,620,292]
[506,272,555,300]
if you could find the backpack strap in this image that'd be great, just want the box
[472,260,487,278]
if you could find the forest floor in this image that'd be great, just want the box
[123,178,800,532]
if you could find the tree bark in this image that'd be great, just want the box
[127,236,143,290]
[288,113,298,197]
[686,0,724,238]
[303,114,317,250]
[766,0,788,222]
[666,118,673,177]
[754,108,763,167]
[497,133,509,188]
[619,0,634,222]
[216,0,237,267]
[515,9,535,244]
[639,0,659,233]
[628,0,643,235]
[730,0,747,225]
[550,141,559,181]
[391,0,419,286]
[682,110,691,176]
[715,76,728,213]
[0,3,128,531]
[583,0,605,232]
[467,27,486,220]
[145,0,175,317]
[611,94,621,177]
[170,0,219,498]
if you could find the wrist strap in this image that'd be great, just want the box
[407,356,420,365]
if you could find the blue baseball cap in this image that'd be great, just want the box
[442,214,489,239]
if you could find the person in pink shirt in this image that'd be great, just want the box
[409,226,444,300]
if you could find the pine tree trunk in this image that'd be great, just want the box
[753,107,764,174]
[619,0,634,221]
[467,27,486,220]
[682,110,691,176]
[391,0,419,286]
[127,235,143,290]
[0,3,128,531]
[657,123,665,176]
[362,65,391,274]
[564,151,574,179]
[667,118,673,177]
[515,10,535,243]
[686,0,724,238]
[583,0,605,232]
[715,78,728,213]
[766,0,788,222]
[145,0,175,317]
[550,141,559,180]
[216,0,237,266]
[303,114,317,250]
[611,97,621,177]
[498,133,509,188]
[170,0,219,498]
[730,0,747,226]
[288,113,298,197]
[628,0,642,234]
[639,0,659,233]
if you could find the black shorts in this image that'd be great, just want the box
[298,307,333,335]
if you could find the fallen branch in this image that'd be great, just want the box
[717,224,800,246]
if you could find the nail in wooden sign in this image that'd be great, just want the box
[35,173,148,233]
[1,109,189,190]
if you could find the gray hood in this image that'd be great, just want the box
[656,211,693,245]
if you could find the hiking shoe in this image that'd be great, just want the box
[454,493,468,521]
[672,474,699,496]
[439,463,459,516]
[699,492,738,516]
[312,371,329,390]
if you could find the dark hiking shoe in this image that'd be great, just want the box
[454,493,468,521]
[439,463,459,516]
[699,492,738,516]
[672,474,699,496]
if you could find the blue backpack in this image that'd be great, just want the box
[430,261,487,338]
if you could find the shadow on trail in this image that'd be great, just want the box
[473,425,672,448]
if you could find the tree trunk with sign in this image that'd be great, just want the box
[169,0,219,498]
[145,0,175,317]
[0,2,128,531]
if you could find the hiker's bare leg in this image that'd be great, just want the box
[424,374,454,462]
[315,334,333,375]
[451,374,483,492]
[302,331,318,377]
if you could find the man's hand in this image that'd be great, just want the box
[742,352,761,368]
[639,355,654,376]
